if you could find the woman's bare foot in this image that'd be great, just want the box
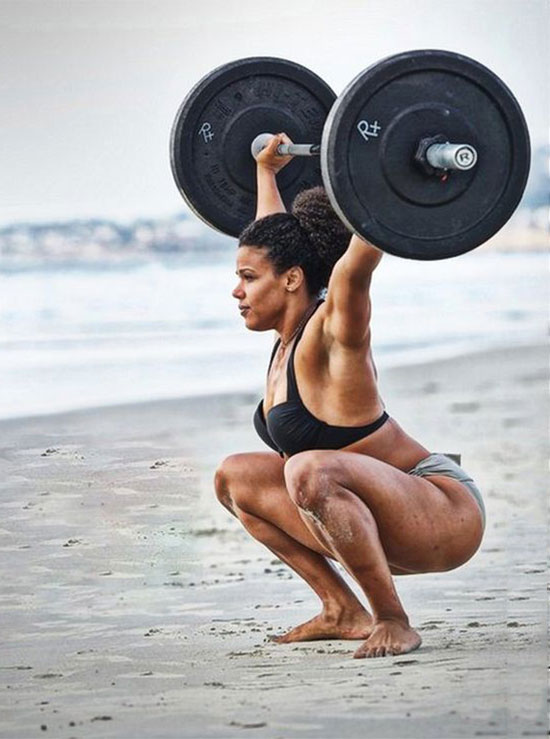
[353,618,422,658]
[272,607,374,643]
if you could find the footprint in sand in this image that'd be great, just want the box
[421,381,439,394]
[150,460,169,469]
[450,402,480,413]
[150,459,194,472]
[229,722,267,729]
[144,628,163,637]
[41,447,85,460]
[502,417,525,427]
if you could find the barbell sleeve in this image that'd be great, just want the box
[426,143,478,171]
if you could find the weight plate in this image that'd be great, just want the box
[321,50,531,260]
[170,58,336,237]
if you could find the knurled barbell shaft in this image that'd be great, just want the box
[251,132,477,171]
[250,133,320,159]
[277,143,321,156]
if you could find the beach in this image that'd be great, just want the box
[0,342,547,739]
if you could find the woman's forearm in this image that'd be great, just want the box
[256,166,286,219]
[348,234,384,276]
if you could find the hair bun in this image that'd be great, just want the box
[291,187,350,267]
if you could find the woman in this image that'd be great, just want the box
[214,133,486,659]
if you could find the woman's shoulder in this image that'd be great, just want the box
[298,299,374,379]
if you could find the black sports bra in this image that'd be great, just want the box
[253,301,389,457]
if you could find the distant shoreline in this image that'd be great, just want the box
[0,237,547,272]
[0,203,547,269]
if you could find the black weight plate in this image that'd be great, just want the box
[321,50,531,260]
[170,58,336,237]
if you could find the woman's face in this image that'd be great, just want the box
[233,246,287,331]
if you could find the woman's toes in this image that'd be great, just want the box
[352,619,421,659]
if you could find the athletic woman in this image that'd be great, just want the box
[214,133,486,658]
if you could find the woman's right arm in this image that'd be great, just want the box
[254,133,293,219]
[323,234,383,348]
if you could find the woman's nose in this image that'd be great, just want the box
[232,283,244,299]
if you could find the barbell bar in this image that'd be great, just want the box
[251,132,478,171]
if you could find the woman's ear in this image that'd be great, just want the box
[285,266,305,293]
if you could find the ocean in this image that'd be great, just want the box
[1,251,546,420]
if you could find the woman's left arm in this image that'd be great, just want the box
[323,234,383,347]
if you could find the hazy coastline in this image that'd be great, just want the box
[0,198,547,272]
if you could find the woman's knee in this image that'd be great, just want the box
[214,452,262,510]
[284,450,384,514]
[284,450,344,511]
[214,453,246,509]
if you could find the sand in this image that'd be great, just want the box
[0,343,548,739]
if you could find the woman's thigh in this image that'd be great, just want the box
[215,451,334,558]
[285,451,484,573]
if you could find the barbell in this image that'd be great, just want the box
[170,50,530,260]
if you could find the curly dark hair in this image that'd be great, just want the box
[238,187,351,296]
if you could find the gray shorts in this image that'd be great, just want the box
[408,453,486,529]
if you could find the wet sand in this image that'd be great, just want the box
[0,343,548,738]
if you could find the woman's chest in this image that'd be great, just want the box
[264,340,329,414]
[264,350,290,410]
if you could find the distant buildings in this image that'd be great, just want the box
[0,213,229,267]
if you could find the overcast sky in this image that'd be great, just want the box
[0,0,548,226]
